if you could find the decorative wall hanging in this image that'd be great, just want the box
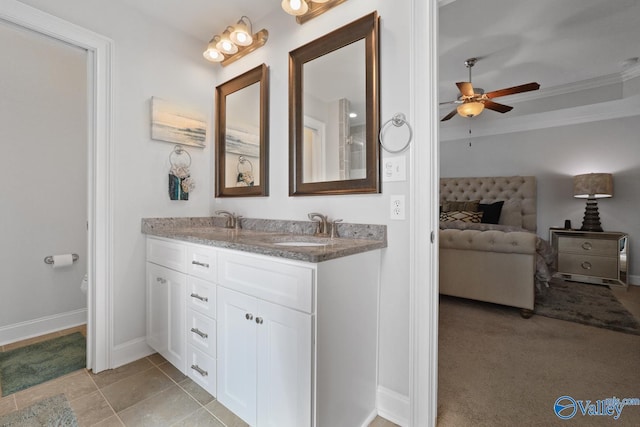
[168,145,195,200]
[151,97,206,148]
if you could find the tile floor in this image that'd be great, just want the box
[0,326,398,427]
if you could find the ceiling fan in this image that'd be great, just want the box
[440,57,540,121]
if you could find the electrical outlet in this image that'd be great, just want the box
[390,195,405,220]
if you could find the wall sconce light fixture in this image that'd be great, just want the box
[573,172,613,232]
[281,0,348,24]
[203,16,268,66]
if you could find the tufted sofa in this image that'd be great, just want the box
[439,176,538,316]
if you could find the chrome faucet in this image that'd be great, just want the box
[215,210,240,229]
[308,212,329,237]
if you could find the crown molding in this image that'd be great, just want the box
[440,94,640,142]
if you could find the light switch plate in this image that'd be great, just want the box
[382,155,407,182]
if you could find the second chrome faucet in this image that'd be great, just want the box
[308,213,342,238]
[215,210,241,229]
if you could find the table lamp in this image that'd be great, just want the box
[573,173,613,232]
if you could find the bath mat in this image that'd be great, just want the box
[535,280,640,335]
[0,332,86,396]
[0,394,78,426]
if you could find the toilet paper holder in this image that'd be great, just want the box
[44,254,79,265]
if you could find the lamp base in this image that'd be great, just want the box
[580,198,604,232]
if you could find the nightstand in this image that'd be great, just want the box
[549,228,628,288]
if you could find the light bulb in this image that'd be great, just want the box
[230,17,253,47]
[281,0,309,16]
[203,37,224,63]
[216,29,238,54]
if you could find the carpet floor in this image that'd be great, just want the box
[535,280,640,335]
[0,333,86,396]
[438,295,640,426]
[0,394,78,426]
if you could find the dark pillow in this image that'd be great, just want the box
[478,201,504,224]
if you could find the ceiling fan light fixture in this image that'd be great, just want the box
[282,0,309,16]
[457,101,484,118]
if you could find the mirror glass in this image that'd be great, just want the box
[289,12,379,195]
[215,64,268,197]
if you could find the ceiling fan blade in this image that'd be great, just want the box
[456,82,475,97]
[483,100,513,113]
[485,82,540,99]
[439,100,461,105]
[441,109,458,121]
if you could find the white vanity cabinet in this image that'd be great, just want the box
[146,235,381,427]
[217,251,313,427]
[146,238,187,373]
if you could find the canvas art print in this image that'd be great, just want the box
[151,97,206,148]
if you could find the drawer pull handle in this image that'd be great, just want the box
[191,364,208,377]
[190,327,208,339]
[156,277,167,284]
[245,313,254,321]
[581,242,592,251]
[190,293,209,302]
[255,317,264,325]
[192,260,210,268]
[581,261,592,270]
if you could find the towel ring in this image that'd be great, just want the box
[379,113,413,153]
[237,156,253,174]
[169,145,191,168]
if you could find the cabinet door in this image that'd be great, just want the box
[257,299,312,427]
[146,262,186,373]
[217,287,258,426]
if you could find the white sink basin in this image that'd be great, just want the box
[274,241,328,247]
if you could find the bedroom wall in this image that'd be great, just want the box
[440,115,640,285]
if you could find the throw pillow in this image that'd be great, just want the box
[439,210,483,223]
[478,201,505,224]
[442,200,480,212]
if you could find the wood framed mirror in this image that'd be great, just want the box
[215,64,269,197]
[289,12,380,196]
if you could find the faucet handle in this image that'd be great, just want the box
[234,215,243,230]
[330,219,343,239]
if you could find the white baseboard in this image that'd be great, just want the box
[0,309,87,346]
[377,386,410,427]
[111,336,154,369]
[361,409,378,427]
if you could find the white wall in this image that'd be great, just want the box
[211,0,414,404]
[441,115,640,284]
[17,0,216,360]
[0,21,87,343]
[16,0,415,413]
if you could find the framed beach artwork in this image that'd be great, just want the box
[151,97,206,148]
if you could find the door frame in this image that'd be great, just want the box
[0,0,114,373]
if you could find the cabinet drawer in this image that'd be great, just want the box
[147,238,186,272]
[218,251,314,313]
[187,245,217,282]
[187,276,216,318]
[187,346,216,397]
[558,253,618,279]
[558,236,618,257]
[187,309,216,357]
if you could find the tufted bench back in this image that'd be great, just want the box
[439,176,537,232]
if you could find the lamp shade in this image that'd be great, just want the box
[203,36,224,62]
[573,173,613,198]
[282,0,309,16]
[230,17,253,46]
[457,101,484,118]
[216,29,238,54]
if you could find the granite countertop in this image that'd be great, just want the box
[141,217,387,263]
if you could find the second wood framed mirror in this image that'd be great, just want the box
[289,12,380,196]
[215,64,269,197]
